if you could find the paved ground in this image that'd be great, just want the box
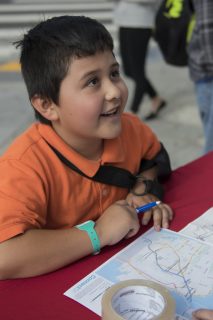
[0,42,203,170]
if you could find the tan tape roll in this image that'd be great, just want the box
[102,279,175,320]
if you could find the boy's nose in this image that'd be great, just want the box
[104,81,121,101]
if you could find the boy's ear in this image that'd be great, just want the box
[31,95,59,121]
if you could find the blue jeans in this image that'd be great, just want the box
[195,78,213,153]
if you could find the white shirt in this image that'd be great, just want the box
[114,0,161,28]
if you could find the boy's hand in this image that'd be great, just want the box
[95,200,140,247]
[126,192,173,231]
[192,309,213,320]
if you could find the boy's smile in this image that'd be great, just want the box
[50,50,128,159]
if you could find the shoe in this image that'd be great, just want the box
[144,101,167,120]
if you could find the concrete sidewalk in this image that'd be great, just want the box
[0,43,203,169]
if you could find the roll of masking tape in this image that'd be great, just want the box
[102,279,175,320]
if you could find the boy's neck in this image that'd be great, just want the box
[52,125,104,160]
[72,139,104,161]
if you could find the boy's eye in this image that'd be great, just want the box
[111,69,120,79]
[88,77,99,87]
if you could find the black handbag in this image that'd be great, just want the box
[154,0,194,67]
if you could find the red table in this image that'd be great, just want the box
[1,152,213,319]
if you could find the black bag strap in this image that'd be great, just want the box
[47,143,136,189]
[140,143,171,178]
[188,0,194,12]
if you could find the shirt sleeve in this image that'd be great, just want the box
[122,113,161,161]
[139,121,161,160]
[0,159,48,243]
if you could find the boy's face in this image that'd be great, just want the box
[51,50,128,148]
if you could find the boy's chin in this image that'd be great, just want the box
[101,126,122,140]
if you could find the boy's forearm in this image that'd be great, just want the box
[138,166,158,180]
[131,166,158,195]
[0,200,141,280]
[0,228,94,279]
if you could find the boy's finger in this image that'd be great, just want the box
[193,309,213,320]
[162,203,173,220]
[161,207,171,229]
[141,210,152,226]
[152,207,162,231]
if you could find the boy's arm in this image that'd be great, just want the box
[131,166,158,194]
[126,166,173,231]
[126,143,173,230]
[0,200,139,279]
[130,142,171,199]
[0,227,91,279]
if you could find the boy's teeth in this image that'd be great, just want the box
[102,108,117,116]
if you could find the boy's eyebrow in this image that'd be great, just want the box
[80,62,120,81]
[111,62,120,68]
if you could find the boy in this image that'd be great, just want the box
[0,16,173,279]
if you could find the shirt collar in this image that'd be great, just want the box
[38,124,125,177]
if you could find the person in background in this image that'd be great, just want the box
[193,309,213,320]
[188,0,213,153]
[0,15,173,279]
[114,0,166,120]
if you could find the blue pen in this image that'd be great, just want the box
[136,201,161,214]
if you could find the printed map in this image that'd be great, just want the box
[64,228,213,319]
[180,207,213,245]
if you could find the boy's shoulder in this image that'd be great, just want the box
[121,112,151,133]
[1,123,43,161]
[121,112,160,152]
[122,112,141,125]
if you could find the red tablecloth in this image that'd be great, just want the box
[1,152,213,319]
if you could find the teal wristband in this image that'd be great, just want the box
[75,220,101,254]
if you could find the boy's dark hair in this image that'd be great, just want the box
[15,15,114,124]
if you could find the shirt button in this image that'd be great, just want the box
[102,188,109,197]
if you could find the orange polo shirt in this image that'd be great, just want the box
[0,113,161,243]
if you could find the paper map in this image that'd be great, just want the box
[180,207,213,245]
[64,226,213,319]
